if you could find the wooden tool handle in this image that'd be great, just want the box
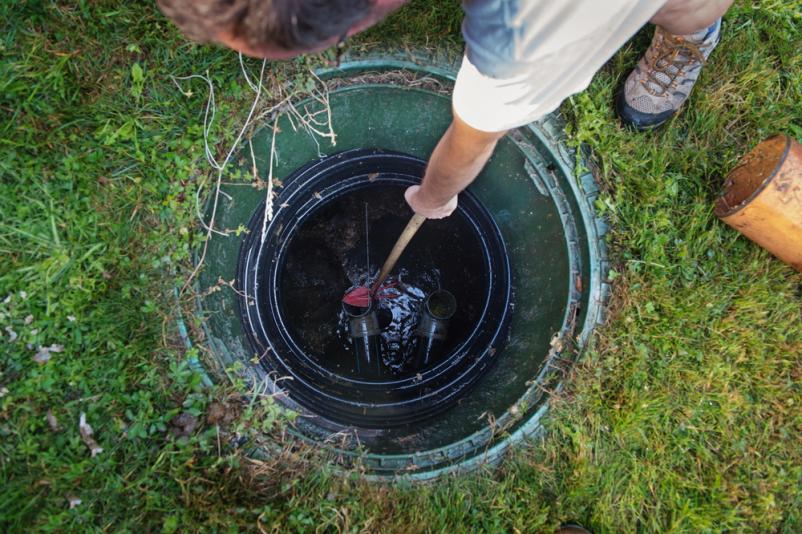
[371,213,426,293]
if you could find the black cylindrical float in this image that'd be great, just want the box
[343,301,383,378]
[411,290,457,371]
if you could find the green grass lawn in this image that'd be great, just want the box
[1,1,801,532]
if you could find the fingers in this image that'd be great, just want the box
[404,185,458,219]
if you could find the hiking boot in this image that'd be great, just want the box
[616,19,722,130]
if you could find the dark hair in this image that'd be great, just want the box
[158,0,374,51]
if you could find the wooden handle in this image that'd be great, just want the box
[371,213,426,292]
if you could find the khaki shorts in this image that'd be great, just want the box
[453,0,667,132]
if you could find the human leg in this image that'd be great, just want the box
[651,0,734,34]
[616,0,735,129]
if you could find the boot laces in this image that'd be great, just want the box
[642,27,708,96]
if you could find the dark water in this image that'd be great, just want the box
[280,184,488,380]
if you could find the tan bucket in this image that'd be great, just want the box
[715,135,802,272]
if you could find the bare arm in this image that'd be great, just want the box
[405,111,507,219]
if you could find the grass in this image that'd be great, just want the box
[1,0,801,532]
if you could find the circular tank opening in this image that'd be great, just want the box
[281,184,489,378]
[193,56,609,479]
[237,150,512,428]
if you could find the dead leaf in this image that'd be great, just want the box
[4,326,17,342]
[79,412,103,457]
[33,344,64,365]
[206,401,238,426]
[169,412,199,438]
[206,402,226,425]
[33,348,52,364]
[46,409,60,432]
[367,172,379,182]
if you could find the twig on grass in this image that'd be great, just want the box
[259,120,278,244]
[178,58,267,294]
[174,61,338,294]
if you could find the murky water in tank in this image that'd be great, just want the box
[280,184,488,379]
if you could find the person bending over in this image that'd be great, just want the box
[159,0,733,218]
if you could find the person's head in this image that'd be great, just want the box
[158,0,407,59]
